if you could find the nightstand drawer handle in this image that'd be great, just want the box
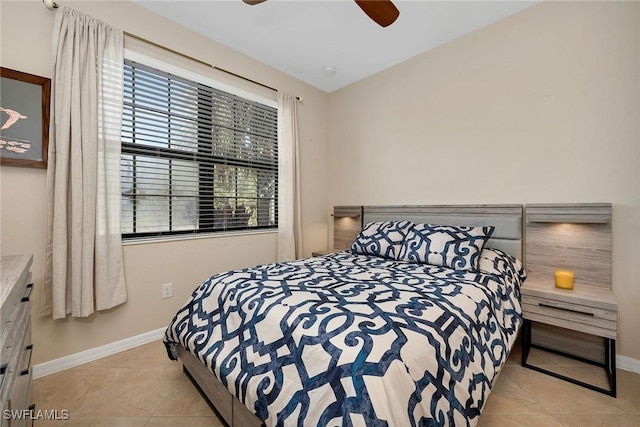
[538,303,593,317]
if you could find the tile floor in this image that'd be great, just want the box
[32,340,640,426]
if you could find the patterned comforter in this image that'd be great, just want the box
[164,251,524,427]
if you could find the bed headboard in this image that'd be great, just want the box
[362,204,524,260]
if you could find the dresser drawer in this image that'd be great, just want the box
[1,286,27,362]
[11,344,33,421]
[0,271,31,326]
[1,296,32,365]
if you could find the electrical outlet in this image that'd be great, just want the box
[162,283,173,299]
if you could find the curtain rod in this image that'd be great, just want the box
[42,0,301,101]
[123,32,284,95]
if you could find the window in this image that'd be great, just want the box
[121,59,278,239]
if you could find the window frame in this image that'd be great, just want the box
[121,50,278,241]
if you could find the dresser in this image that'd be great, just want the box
[1,254,35,426]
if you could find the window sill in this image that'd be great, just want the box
[122,229,277,246]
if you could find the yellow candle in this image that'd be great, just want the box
[554,269,574,290]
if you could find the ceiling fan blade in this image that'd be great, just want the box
[243,0,267,5]
[354,0,400,28]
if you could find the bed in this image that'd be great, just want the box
[163,204,526,426]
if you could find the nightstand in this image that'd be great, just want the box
[522,203,617,397]
[521,280,618,396]
[311,249,340,257]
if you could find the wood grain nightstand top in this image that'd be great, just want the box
[521,279,617,339]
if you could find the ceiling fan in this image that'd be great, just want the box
[242,0,400,28]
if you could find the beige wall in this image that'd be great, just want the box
[328,1,640,360]
[2,0,639,366]
[0,0,329,364]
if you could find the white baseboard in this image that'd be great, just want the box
[32,328,640,379]
[617,354,640,374]
[33,327,165,379]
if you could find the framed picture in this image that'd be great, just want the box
[0,67,51,168]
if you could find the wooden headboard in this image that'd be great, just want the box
[333,206,363,251]
[524,203,612,289]
[334,204,524,259]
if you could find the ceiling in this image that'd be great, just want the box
[134,1,539,93]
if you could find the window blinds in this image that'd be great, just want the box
[121,59,278,238]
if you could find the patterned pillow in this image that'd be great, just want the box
[397,223,495,271]
[350,221,414,259]
[479,248,527,283]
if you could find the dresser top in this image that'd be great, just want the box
[1,254,33,309]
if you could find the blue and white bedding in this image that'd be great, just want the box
[164,249,525,427]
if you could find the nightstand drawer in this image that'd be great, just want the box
[522,296,617,339]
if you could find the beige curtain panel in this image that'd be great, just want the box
[42,7,127,319]
[277,92,302,261]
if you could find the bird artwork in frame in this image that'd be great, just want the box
[0,67,50,168]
